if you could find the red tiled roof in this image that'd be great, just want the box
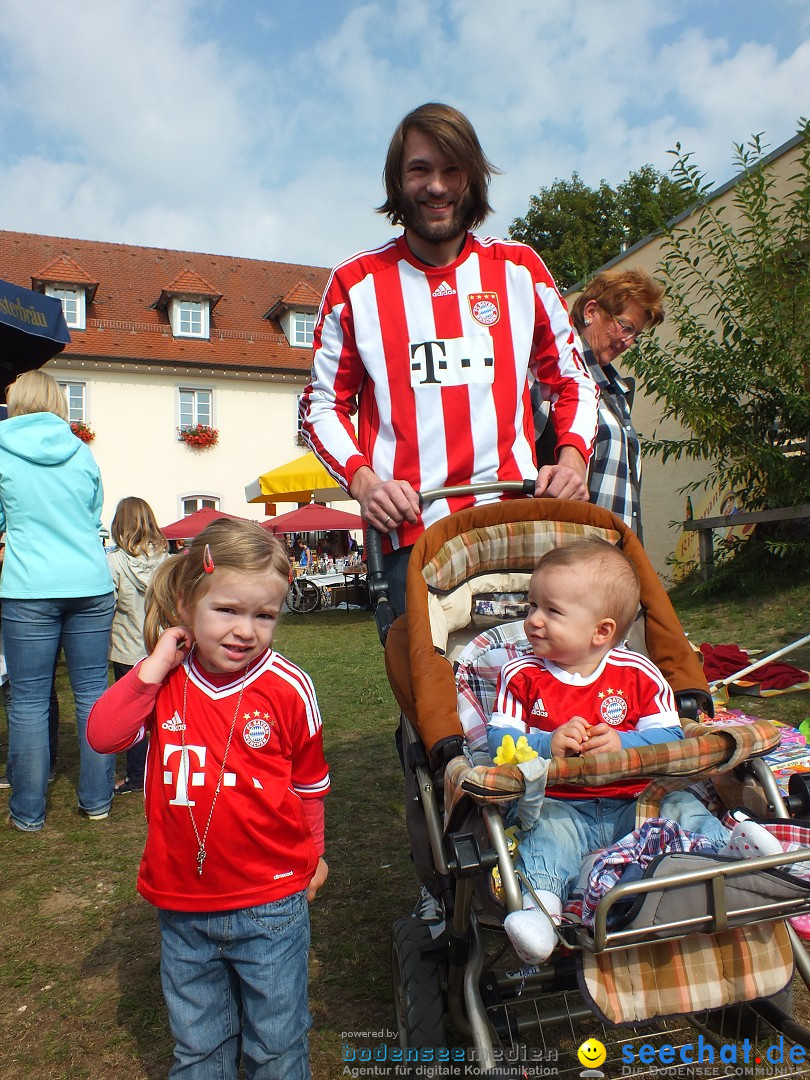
[0,230,331,374]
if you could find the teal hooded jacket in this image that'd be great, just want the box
[0,411,113,599]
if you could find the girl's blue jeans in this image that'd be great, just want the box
[3,593,115,830]
[158,891,312,1079]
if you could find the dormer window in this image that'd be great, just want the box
[170,298,209,339]
[156,268,221,340]
[47,286,85,330]
[292,311,315,348]
[33,255,97,332]
[264,280,322,349]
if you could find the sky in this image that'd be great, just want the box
[0,0,808,270]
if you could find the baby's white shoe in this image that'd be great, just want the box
[718,820,783,860]
[504,891,562,965]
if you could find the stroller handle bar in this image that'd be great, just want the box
[365,480,537,640]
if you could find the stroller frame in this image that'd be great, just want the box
[370,490,810,1078]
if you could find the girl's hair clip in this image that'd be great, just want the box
[203,544,215,574]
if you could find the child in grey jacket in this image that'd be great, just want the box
[107,497,169,794]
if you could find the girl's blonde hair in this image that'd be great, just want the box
[144,518,290,652]
[6,369,69,420]
[111,496,169,557]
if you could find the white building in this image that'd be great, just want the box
[0,230,337,532]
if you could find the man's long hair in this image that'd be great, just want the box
[377,102,498,231]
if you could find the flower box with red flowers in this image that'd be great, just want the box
[70,421,96,444]
[178,424,219,449]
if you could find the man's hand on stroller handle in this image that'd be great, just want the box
[352,447,589,533]
[350,467,420,532]
[534,446,589,501]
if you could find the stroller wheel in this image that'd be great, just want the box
[392,917,446,1057]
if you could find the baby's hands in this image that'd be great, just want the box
[549,716,589,758]
[139,626,193,684]
[581,723,622,754]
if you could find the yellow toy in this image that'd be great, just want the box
[493,733,538,765]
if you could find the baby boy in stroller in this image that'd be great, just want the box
[485,537,780,965]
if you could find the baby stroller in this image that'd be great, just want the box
[366,489,810,1079]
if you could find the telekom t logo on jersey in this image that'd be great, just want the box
[164,744,236,806]
[409,336,494,387]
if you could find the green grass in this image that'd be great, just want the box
[0,583,809,1079]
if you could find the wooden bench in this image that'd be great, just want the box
[682,504,810,580]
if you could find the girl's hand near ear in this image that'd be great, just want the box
[139,626,193,684]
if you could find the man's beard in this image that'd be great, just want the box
[399,191,474,245]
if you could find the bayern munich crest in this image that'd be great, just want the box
[599,692,628,726]
[243,717,273,748]
[468,292,500,326]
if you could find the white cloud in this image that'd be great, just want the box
[0,0,807,269]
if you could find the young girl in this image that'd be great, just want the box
[106,496,169,794]
[88,519,329,1079]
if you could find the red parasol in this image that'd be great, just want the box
[261,503,363,534]
[161,508,246,539]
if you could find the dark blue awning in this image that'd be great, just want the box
[0,279,71,388]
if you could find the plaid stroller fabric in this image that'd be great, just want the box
[455,622,533,758]
[444,718,781,826]
[578,921,794,1025]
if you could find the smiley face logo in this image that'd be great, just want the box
[577,1038,607,1069]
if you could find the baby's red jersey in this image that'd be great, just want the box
[489,648,681,798]
[88,649,329,912]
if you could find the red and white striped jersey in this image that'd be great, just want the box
[300,233,598,548]
[88,649,330,912]
[488,648,681,799]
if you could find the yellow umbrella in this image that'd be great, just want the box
[245,451,348,505]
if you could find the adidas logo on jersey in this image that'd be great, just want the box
[162,711,186,732]
[530,698,548,717]
[432,280,456,297]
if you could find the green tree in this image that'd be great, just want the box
[626,122,810,521]
[509,165,692,289]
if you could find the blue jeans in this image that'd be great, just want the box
[158,892,312,1079]
[515,790,729,901]
[3,593,115,830]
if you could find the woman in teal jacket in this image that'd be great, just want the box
[0,370,115,831]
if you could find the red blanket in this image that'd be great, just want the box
[700,642,809,690]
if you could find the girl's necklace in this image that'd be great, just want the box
[180,647,249,877]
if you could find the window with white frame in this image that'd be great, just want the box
[46,286,86,330]
[292,311,315,348]
[183,495,219,515]
[58,381,86,422]
[178,387,213,432]
[170,298,209,339]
